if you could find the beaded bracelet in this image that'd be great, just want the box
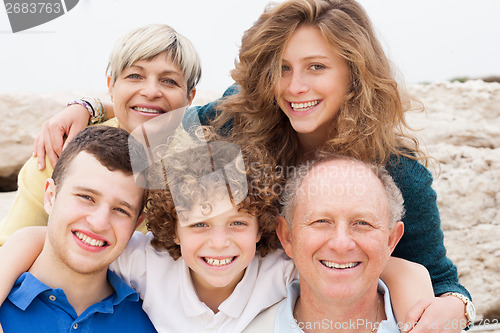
[66,97,106,125]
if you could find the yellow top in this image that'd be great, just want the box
[0,118,148,246]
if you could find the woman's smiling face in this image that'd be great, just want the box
[108,52,195,134]
[275,25,350,141]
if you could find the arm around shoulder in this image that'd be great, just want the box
[381,256,433,325]
[0,156,53,246]
[0,226,46,306]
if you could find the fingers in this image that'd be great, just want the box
[32,103,91,170]
[402,298,433,333]
[46,123,65,167]
[63,123,82,151]
[35,121,64,170]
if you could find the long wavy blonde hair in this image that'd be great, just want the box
[215,0,425,168]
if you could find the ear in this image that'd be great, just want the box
[107,76,114,100]
[134,212,145,230]
[43,178,56,215]
[256,229,262,244]
[186,87,196,107]
[276,216,294,259]
[388,221,404,254]
[173,223,180,245]
[173,234,180,245]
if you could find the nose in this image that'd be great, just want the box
[140,79,162,99]
[86,205,112,232]
[208,226,231,249]
[286,70,309,96]
[327,224,356,253]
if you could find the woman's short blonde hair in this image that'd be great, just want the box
[106,24,201,94]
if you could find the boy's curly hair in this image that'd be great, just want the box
[146,127,283,260]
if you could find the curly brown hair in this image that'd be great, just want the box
[215,0,426,170]
[146,127,283,260]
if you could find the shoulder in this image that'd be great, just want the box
[18,155,53,184]
[99,118,119,127]
[182,85,239,129]
[107,296,157,331]
[242,301,281,333]
[385,155,435,193]
[257,249,296,278]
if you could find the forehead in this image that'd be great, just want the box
[61,152,143,203]
[283,25,338,58]
[294,160,389,215]
[126,52,183,74]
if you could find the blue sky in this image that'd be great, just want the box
[1,0,499,93]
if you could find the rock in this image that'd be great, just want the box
[0,91,109,190]
[407,80,500,322]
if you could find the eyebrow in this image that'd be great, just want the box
[126,65,182,77]
[74,186,136,211]
[283,55,331,62]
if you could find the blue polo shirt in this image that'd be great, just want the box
[0,270,157,332]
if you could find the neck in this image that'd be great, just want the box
[29,246,113,316]
[297,130,330,159]
[190,268,244,314]
[294,287,385,333]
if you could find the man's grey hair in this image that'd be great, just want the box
[280,153,405,229]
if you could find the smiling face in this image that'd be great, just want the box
[277,159,403,304]
[44,152,144,275]
[108,52,196,134]
[174,203,261,297]
[276,25,350,144]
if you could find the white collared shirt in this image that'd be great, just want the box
[110,231,297,332]
[244,279,400,333]
[276,279,399,333]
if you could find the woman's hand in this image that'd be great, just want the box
[33,104,90,170]
[403,295,468,333]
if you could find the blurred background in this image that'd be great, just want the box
[0,0,499,94]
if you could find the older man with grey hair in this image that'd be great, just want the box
[244,154,415,333]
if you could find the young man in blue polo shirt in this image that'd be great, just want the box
[0,126,156,332]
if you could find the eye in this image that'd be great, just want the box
[310,64,325,71]
[77,194,94,202]
[281,64,291,72]
[355,220,373,228]
[191,222,208,228]
[114,207,132,217]
[126,73,141,80]
[313,219,330,224]
[231,221,247,226]
[162,78,179,86]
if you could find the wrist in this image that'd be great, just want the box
[66,97,106,124]
[441,292,476,327]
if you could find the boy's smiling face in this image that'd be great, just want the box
[174,202,261,298]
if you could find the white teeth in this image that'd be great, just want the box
[321,260,359,269]
[290,100,320,111]
[205,257,234,266]
[133,107,162,114]
[74,231,105,247]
